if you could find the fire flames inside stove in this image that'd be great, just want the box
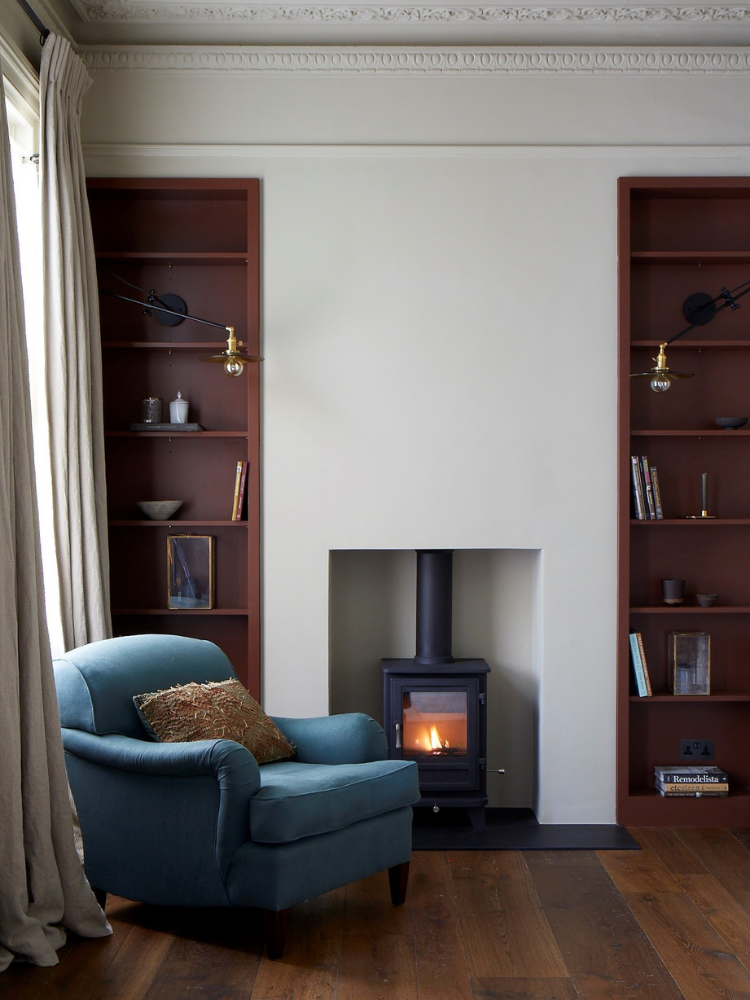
[402,691,468,757]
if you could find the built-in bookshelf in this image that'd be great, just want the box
[87,179,261,697]
[618,177,750,826]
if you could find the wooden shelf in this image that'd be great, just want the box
[630,518,750,525]
[631,340,750,349]
[105,431,249,439]
[102,341,228,350]
[632,429,750,437]
[96,251,249,263]
[112,608,250,616]
[629,693,750,703]
[631,251,750,263]
[631,605,750,614]
[109,520,249,527]
[619,789,750,826]
[628,786,750,798]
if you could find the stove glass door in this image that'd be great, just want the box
[401,690,468,758]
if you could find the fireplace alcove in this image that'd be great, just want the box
[329,548,539,812]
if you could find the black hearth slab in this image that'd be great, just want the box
[411,807,640,851]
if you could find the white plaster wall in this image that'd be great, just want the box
[79,55,750,822]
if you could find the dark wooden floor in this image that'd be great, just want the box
[4,828,750,999]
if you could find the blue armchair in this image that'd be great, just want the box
[53,634,419,958]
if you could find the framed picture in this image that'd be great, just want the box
[167,535,214,609]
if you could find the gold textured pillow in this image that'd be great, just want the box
[133,679,294,764]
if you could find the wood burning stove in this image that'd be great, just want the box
[382,550,490,827]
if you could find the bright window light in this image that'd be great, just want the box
[6,80,65,658]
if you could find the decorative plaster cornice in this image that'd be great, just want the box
[71,1,750,26]
[80,44,750,73]
[82,141,750,157]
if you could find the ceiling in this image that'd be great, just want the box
[42,0,750,47]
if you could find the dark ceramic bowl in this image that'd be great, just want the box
[715,417,748,430]
[696,594,718,607]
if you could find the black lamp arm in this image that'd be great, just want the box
[667,277,750,346]
[100,289,231,334]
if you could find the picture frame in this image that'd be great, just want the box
[167,534,214,610]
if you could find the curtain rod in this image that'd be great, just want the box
[15,0,50,44]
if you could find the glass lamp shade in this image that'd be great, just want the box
[650,373,672,393]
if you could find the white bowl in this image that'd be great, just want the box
[136,500,183,520]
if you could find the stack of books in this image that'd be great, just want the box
[631,455,664,520]
[654,764,729,797]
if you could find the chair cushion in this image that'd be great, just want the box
[134,679,295,764]
[250,758,419,844]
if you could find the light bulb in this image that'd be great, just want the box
[224,358,244,377]
[650,373,671,393]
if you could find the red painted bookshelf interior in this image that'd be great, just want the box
[619,178,750,826]
[88,179,261,698]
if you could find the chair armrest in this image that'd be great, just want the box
[271,713,388,764]
[61,729,261,902]
[62,729,261,789]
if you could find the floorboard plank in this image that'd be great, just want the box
[251,888,345,1000]
[0,941,82,1000]
[144,956,254,1000]
[526,850,683,999]
[470,976,579,998]
[450,851,568,979]
[730,829,750,853]
[595,845,682,895]
[132,906,262,1000]
[410,852,473,1000]
[677,828,750,913]
[675,872,750,977]
[630,828,709,877]
[619,888,750,1000]
[335,932,418,1000]
[336,873,418,1000]
[94,922,173,1000]
[341,871,414,940]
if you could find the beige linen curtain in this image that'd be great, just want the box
[0,61,111,972]
[41,34,111,651]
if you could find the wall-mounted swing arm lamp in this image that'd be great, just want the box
[631,278,750,393]
[99,278,263,377]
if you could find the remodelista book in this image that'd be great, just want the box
[654,765,728,783]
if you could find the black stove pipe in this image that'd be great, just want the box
[414,550,454,665]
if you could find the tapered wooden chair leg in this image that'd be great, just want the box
[388,861,410,905]
[263,908,288,959]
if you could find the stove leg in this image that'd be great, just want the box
[468,807,486,830]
